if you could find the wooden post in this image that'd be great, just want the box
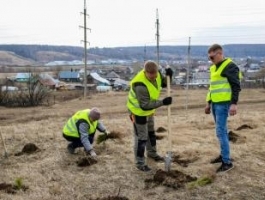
[0,130,8,158]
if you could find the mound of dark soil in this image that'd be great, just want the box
[156,135,165,140]
[145,169,197,189]
[228,131,239,143]
[14,143,40,156]
[90,197,129,200]
[76,157,97,167]
[22,143,39,153]
[0,182,28,194]
[236,124,253,131]
[0,183,15,194]
[156,127,167,133]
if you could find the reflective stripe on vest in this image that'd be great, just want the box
[63,109,98,137]
[126,70,162,116]
[208,58,232,103]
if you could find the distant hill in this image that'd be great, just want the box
[0,44,265,66]
[0,51,38,66]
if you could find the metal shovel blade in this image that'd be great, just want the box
[165,151,172,172]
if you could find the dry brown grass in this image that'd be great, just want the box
[0,88,265,199]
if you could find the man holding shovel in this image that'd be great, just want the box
[127,60,173,172]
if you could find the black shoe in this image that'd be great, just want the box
[137,165,152,172]
[210,155,222,164]
[210,155,234,164]
[216,162,234,173]
[148,155,165,162]
[67,144,75,154]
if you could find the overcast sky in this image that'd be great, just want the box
[1,0,265,48]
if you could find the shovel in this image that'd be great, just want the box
[165,75,172,172]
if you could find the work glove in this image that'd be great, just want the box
[162,97,172,105]
[165,67,173,78]
[103,130,110,139]
[86,149,97,158]
[104,130,110,135]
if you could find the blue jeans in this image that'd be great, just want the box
[211,103,231,163]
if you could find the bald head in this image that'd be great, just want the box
[89,107,101,121]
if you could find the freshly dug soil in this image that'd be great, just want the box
[0,182,28,194]
[0,183,15,194]
[14,143,40,156]
[22,143,39,153]
[90,197,129,200]
[156,127,167,133]
[76,157,97,167]
[156,135,165,140]
[145,169,197,189]
[228,131,240,143]
[236,124,253,131]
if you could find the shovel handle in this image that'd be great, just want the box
[166,76,172,152]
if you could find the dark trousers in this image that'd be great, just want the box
[63,134,95,149]
[131,115,158,167]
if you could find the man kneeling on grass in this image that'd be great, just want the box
[62,107,109,158]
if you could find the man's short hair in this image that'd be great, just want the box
[208,44,223,53]
[144,60,158,73]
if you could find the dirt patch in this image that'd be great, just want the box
[0,183,15,194]
[171,152,199,167]
[156,127,167,133]
[236,124,253,131]
[90,197,129,200]
[0,182,28,194]
[145,169,197,189]
[14,143,40,156]
[229,131,240,143]
[156,135,165,140]
[96,131,124,144]
[228,131,247,144]
[0,116,8,120]
[76,157,97,167]
[22,143,39,153]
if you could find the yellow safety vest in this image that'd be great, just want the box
[127,70,162,116]
[239,70,243,80]
[206,58,233,103]
[63,109,98,138]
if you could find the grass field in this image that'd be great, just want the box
[0,88,265,200]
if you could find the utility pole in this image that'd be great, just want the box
[144,45,147,62]
[80,0,91,98]
[185,37,191,113]
[155,9,160,67]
